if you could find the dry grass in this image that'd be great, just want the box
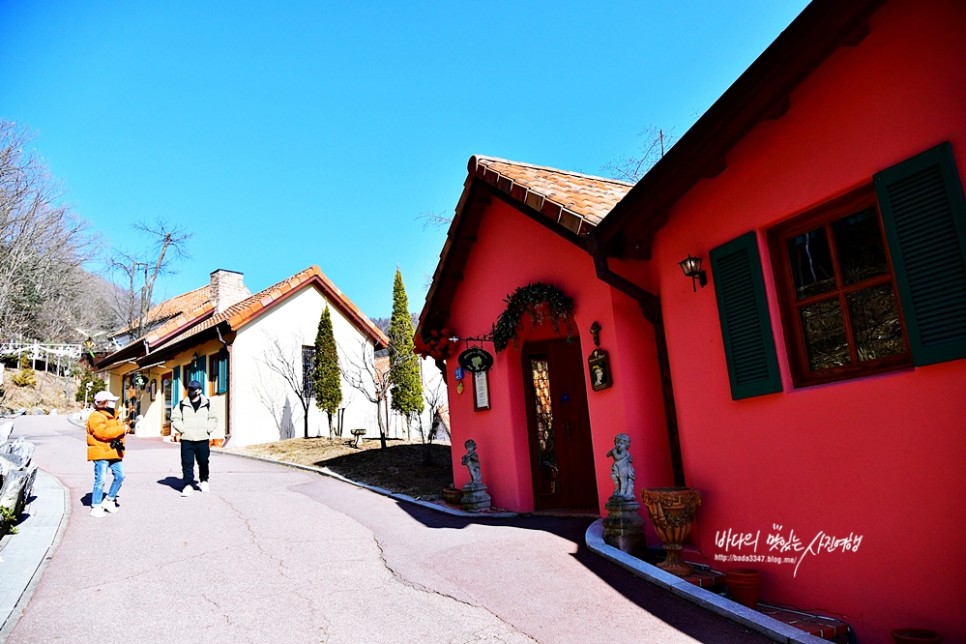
[228,436,454,499]
[0,370,79,415]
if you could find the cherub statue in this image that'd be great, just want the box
[461,438,482,484]
[606,433,635,500]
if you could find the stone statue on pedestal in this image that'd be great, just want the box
[603,433,644,553]
[459,439,491,511]
[606,432,635,500]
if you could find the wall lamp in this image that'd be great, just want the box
[679,255,707,292]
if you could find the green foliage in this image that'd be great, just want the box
[492,282,575,352]
[0,506,18,535]
[313,306,342,430]
[11,368,36,388]
[76,370,106,404]
[388,269,423,417]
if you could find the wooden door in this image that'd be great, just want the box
[522,339,598,511]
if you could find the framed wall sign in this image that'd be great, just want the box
[473,370,490,410]
[588,349,612,391]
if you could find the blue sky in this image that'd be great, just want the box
[1,1,809,319]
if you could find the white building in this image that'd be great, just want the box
[95,267,388,447]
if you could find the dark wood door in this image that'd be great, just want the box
[522,339,598,511]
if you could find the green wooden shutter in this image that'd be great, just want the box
[172,366,181,404]
[875,142,966,366]
[710,232,782,400]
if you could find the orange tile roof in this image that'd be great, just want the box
[417,155,631,338]
[111,285,212,339]
[153,265,388,351]
[469,155,632,235]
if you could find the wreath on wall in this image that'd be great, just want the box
[492,282,575,353]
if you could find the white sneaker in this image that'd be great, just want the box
[103,498,120,513]
[199,481,210,493]
[90,505,106,518]
[181,485,193,497]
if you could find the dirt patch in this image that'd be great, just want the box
[227,437,454,499]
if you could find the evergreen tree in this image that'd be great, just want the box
[313,306,342,437]
[388,269,423,436]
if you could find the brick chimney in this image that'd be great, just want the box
[210,269,250,313]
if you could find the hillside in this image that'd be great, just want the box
[0,369,82,415]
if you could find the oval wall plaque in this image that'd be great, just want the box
[458,347,494,373]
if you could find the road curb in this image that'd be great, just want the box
[0,469,70,641]
[584,520,825,643]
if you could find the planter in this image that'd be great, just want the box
[725,568,761,608]
[640,486,701,576]
[891,628,943,644]
[209,438,224,448]
[442,485,463,505]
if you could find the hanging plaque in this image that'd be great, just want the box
[458,347,493,373]
[588,349,612,391]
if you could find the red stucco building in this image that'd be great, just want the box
[418,0,966,641]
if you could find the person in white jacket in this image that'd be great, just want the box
[171,380,218,497]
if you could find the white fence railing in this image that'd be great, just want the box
[0,341,83,374]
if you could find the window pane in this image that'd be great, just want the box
[833,208,888,285]
[800,298,850,370]
[787,226,835,299]
[302,346,315,399]
[847,284,906,362]
[529,357,558,496]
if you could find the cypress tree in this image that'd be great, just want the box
[388,268,423,434]
[313,305,342,437]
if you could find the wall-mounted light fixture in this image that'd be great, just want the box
[678,255,707,292]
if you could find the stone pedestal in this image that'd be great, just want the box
[460,482,491,512]
[603,496,645,553]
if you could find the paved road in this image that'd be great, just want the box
[2,416,774,643]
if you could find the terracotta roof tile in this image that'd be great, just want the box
[471,156,632,235]
[111,285,212,339]
[150,265,388,353]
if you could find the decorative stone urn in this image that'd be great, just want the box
[640,487,702,577]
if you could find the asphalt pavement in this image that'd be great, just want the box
[0,415,819,643]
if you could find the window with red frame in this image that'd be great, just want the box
[770,186,911,386]
[713,143,966,400]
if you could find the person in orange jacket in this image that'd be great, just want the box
[87,390,126,518]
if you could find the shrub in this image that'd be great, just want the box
[11,369,36,388]
[76,370,106,404]
[0,506,18,535]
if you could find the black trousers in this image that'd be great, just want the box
[180,439,210,484]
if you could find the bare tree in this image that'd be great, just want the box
[251,370,293,440]
[418,373,449,465]
[258,332,317,440]
[0,121,97,342]
[110,220,191,342]
[417,209,452,230]
[340,340,394,449]
[603,126,675,183]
